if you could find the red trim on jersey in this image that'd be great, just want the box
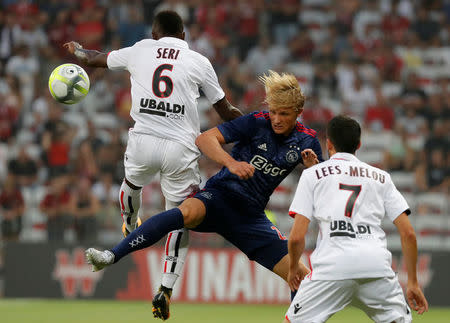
[332,158,348,161]
[295,123,317,137]
[120,191,125,211]
[288,211,297,218]
[164,261,168,273]
[107,51,111,57]
[254,111,269,120]
[285,315,291,322]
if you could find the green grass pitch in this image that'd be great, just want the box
[1,300,448,323]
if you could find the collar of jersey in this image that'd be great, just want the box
[158,37,189,49]
[330,152,359,162]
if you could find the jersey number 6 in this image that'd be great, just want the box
[153,64,174,98]
[339,184,361,218]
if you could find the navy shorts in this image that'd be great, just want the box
[192,187,288,271]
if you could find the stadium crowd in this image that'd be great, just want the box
[0,0,448,248]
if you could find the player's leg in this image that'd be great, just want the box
[285,279,355,323]
[120,131,162,235]
[85,197,206,271]
[152,199,189,320]
[353,276,412,323]
[119,178,143,235]
[152,141,201,320]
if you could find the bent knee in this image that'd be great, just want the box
[179,198,206,228]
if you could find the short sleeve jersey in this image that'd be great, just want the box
[289,152,410,280]
[206,111,323,210]
[107,37,225,152]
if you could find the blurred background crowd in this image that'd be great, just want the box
[0,0,448,254]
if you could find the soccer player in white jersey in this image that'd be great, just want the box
[64,10,242,320]
[284,116,428,323]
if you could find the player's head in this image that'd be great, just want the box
[326,115,361,155]
[152,10,185,40]
[259,70,305,136]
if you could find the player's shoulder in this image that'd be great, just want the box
[251,110,270,121]
[132,39,156,48]
[294,121,317,138]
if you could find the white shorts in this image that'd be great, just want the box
[285,276,411,323]
[124,130,201,203]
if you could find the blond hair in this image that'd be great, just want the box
[259,70,305,113]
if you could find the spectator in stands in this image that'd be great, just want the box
[70,176,100,242]
[383,125,414,171]
[412,7,440,45]
[0,11,20,67]
[73,139,99,181]
[118,6,147,47]
[342,73,376,120]
[0,174,24,241]
[5,44,38,108]
[92,172,120,231]
[268,0,300,45]
[40,105,76,178]
[365,88,395,131]
[245,35,288,76]
[40,174,71,242]
[8,145,38,187]
[400,73,427,114]
[416,147,449,193]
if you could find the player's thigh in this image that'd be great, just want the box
[124,131,161,187]
[160,141,201,202]
[221,215,288,271]
[354,276,412,323]
[286,279,355,323]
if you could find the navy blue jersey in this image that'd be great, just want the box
[204,111,323,210]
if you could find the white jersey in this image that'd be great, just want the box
[289,152,410,280]
[107,37,225,152]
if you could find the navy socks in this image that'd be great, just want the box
[111,208,184,262]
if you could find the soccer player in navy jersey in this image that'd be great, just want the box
[86,70,323,319]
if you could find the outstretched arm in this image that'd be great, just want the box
[63,41,108,68]
[212,97,244,121]
[195,127,254,180]
[287,213,310,291]
[394,213,429,314]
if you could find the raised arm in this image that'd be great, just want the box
[212,97,244,121]
[393,213,428,314]
[195,127,254,180]
[63,41,108,68]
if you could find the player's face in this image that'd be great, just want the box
[269,107,300,136]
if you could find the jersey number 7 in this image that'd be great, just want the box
[339,184,361,218]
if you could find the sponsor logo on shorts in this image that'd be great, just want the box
[250,155,287,177]
[329,220,372,238]
[294,303,302,314]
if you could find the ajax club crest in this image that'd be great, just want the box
[286,145,300,163]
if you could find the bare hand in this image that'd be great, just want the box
[406,283,429,315]
[287,263,303,292]
[63,41,82,54]
[228,161,255,180]
[301,149,319,168]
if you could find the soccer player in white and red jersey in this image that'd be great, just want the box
[284,115,428,323]
[64,10,242,320]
